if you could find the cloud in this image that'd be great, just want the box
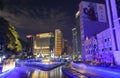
[1,0,74,43]
[1,7,70,31]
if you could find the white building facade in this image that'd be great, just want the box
[106,0,120,65]
[84,37,98,61]
[96,28,114,64]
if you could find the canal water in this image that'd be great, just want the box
[0,66,68,78]
[26,66,68,78]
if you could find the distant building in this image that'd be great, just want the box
[26,34,34,56]
[72,28,78,55]
[26,29,63,58]
[33,32,54,57]
[63,39,68,55]
[50,35,55,57]
[75,11,82,58]
[54,29,63,56]
[67,46,73,56]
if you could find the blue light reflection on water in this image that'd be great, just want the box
[0,67,18,77]
[0,66,67,78]
[0,67,30,78]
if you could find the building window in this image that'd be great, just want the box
[108,38,110,41]
[102,49,104,52]
[105,39,107,42]
[106,48,108,51]
[109,47,112,51]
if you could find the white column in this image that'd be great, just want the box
[106,0,120,65]
[105,0,116,51]
[110,0,120,51]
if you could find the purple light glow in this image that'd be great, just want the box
[72,63,120,78]
[0,67,32,78]
[62,68,79,78]
[106,0,120,65]
[0,68,16,77]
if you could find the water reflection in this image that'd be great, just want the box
[27,66,68,78]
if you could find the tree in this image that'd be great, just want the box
[0,17,22,55]
[7,25,22,52]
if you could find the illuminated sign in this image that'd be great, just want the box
[26,35,32,38]
[36,33,52,38]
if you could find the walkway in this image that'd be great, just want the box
[71,63,120,78]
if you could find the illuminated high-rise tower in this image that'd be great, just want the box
[72,28,78,54]
[75,11,82,59]
[54,29,63,56]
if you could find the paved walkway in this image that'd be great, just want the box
[62,65,102,78]
[62,66,88,78]
[84,62,120,69]
[71,63,120,78]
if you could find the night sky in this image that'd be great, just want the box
[0,0,80,45]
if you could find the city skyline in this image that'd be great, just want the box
[0,0,80,45]
[1,0,120,78]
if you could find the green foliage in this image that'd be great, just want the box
[7,25,22,52]
[0,17,22,55]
